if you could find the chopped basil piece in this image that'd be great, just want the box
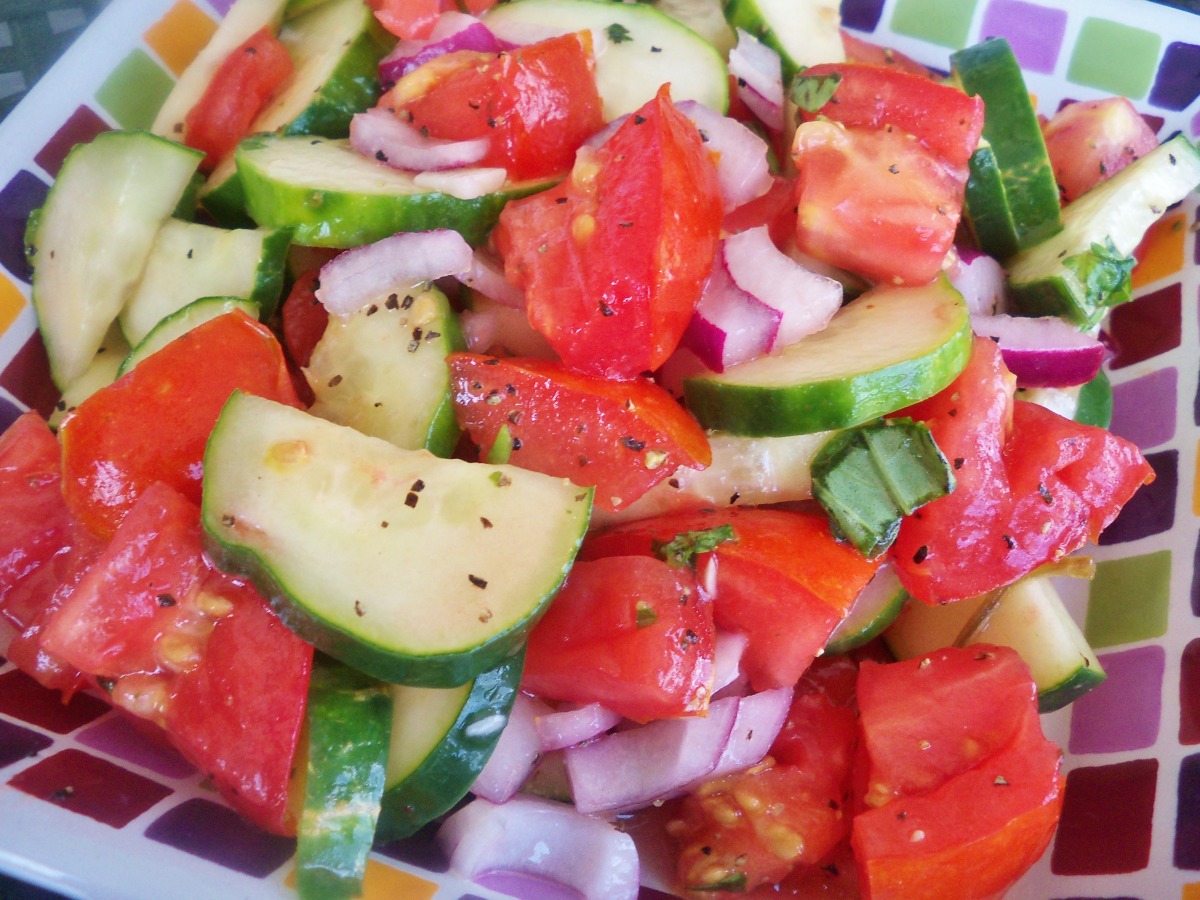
[1061,236,1134,313]
[812,418,954,559]
[605,22,633,44]
[652,524,736,569]
[790,71,842,113]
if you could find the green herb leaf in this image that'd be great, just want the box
[652,524,735,569]
[811,418,954,559]
[605,22,633,44]
[688,872,748,892]
[635,601,658,628]
[1062,237,1134,313]
[790,72,842,113]
[485,424,514,465]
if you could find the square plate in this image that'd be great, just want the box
[0,0,1198,897]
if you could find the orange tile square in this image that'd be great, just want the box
[284,859,439,900]
[1132,212,1186,289]
[144,0,218,77]
[0,273,27,336]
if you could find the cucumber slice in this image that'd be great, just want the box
[118,297,261,377]
[653,0,735,57]
[28,131,203,388]
[297,661,391,900]
[236,135,554,248]
[593,430,829,526]
[255,0,393,140]
[48,324,130,430]
[965,575,1105,713]
[883,572,1105,712]
[152,0,290,139]
[682,277,972,436]
[305,285,463,457]
[721,0,843,81]
[951,39,1062,256]
[201,392,592,686]
[198,157,254,229]
[482,0,729,119]
[118,220,289,346]
[376,652,523,840]
[1008,135,1200,327]
[825,564,908,655]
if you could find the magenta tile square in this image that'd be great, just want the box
[0,669,109,735]
[980,0,1067,74]
[1108,282,1182,369]
[0,332,57,419]
[1111,367,1177,449]
[33,106,110,178]
[1069,645,1165,754]
[77,715,196,780]
[1051,758,1158,875]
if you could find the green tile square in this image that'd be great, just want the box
[95,49,172,130]
[1067,18,1161,99]
[890,0,979,49]
[1086,550,1172,648]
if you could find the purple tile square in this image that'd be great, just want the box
[0,170,49,284]
[206,0,236,16]
[145,797,295,877]
[1069,645,1165,754]
[77,715,196,780]
[1175,753,1200,868]
[1111,367,1177,449]
[1150,41,1200,112]
[0,717,53,770]
[1097,448,1177,545]
[842,0,887,32]
[0,394,23,432]
[980,0,1067,74]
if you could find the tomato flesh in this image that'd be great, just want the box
[280,267,328,370]
[792,120,966,286]
[392,32,605,181]
[587,508,880,690]
[1042,97,1159,203]
[889,337,1152,603]
[59,310,300,539]
[448,353,711,512]
[184,27,293,171]
[522,555,714,722]
[495,85,722,379]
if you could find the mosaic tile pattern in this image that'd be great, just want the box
[0,0,1197,898]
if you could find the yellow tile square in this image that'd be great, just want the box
[1132,212,1187,289]
[144,0,218,77]
[0,273,28,336]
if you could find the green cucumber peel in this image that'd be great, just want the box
[812,418,954,559]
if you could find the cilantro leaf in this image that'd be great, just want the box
[790,72,842,113]
[1062,237,1135,313]
[606,22,633,44]
[652,524,735,569]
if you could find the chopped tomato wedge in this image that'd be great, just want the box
[184,27,293,171]
[366,0,497,39]
[851,646,1063,900]
[797,62,985,168]
[855,645,1037,808]
[59,310,301,539]
[1042,97,1159,203]
[586,508,880,690]
[889,337,1153,604]
[41,482,312,835]
[495,85,722,379]
[280,267,328,369]
[447,353,711,512]
[792,120,967,286]
[840,31,939,80]
[390,32,605,181]
[523,554,713,722]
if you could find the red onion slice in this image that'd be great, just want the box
[676,100,772,212]
[379,14,508,88]
[459,250,525,308]
[949,246,1008,316]
[316,229,473,316]
[712,630,749,696]
[437,795,640,900]
[459,296,557,358]
[350,107,489,172]
[470,693,548,804]
[563,697,739,814]
[706,686,793,781]
[728,29,784,132]
[723,226,842,350]
[682,250,780,372]
[971,313,1108,388]
[536,702,623,752]
[412,166,508,200]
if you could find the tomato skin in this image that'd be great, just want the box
[1042,97,1158,203]
[367,0,497,38]
[495,86,722,379]
[889,338,1153,604]
[792,120,966,286]
[280,267,328,370]
[448,353,711,513]
[41,482,312,835]
[852,689,1062,899]
[184,27,293,171]
[392,33,605,181]
[840,31,938,80]
[59,311,300,539]
[798,62,985,168]
[586,508,880,690]
[855,645,1036,808]
[522,555,714,722]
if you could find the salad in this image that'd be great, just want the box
[1,0,1197,897]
